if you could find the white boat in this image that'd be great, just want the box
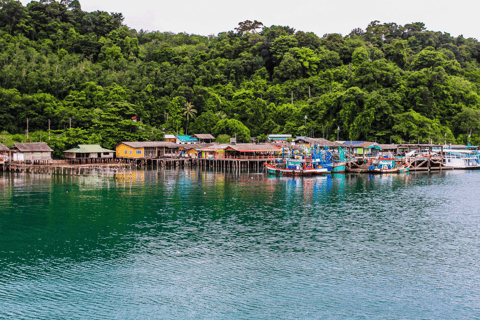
[443,150,480,169]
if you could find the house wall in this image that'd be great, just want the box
[66,152,114,159]
[0,151,8,163]
[116,144,144,158]
[101,152,114,159]
[14,152,51,161]
[144,147,157,158]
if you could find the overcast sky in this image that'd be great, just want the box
[19,0,479,39]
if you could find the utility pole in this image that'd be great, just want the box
[69,117,72,129]
[26,118,29,140]
[308,86,311,99]
[304,115,307,137]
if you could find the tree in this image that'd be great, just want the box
[235,20,263,34]
[189,112,219,134]
[183,102,197,134]
[215,134,230,143]
[213,119,251,142]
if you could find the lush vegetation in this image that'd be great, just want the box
[2,0,480,157]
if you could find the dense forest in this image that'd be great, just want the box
[2,0,480,156]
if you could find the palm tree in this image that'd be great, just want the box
[183,102,197,134]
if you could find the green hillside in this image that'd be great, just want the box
[2,0,480,156]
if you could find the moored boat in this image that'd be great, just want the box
[443,150,480,169]
[367,157,409,174]
[265,158,327,176]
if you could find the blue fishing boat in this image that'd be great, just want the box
[367,157,409,173]
[265,158,328,176]
[332,147,346,173]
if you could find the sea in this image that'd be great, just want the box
[1,169,480,319]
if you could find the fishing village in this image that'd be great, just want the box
[1,133,479,176]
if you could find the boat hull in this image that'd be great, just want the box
[332,161,346,173]
[368,168,401,174]
[266,164,317,176]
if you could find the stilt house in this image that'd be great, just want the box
[0,143,9,164]
[10,143,53,162]
[116,142,180,159]
[64,145,115,163]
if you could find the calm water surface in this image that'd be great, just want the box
[1,170,480,319]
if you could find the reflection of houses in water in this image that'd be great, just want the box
[77,174,113,190]
[116,171,145,182]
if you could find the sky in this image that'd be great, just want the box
[19,0,479,39]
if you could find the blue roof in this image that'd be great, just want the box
[343,141,367,146]
[177,135,198,142]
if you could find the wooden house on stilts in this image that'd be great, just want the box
[10,143,53,164]
[64,145,115,164]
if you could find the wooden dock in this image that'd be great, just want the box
[1,157,277,175]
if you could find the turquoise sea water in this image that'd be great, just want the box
[1,170,480,319]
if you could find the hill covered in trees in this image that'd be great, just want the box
[2,0,480,156]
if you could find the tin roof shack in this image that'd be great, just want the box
[116,142,180,159]
[10,143,53,163]
[343,142,381,159]
[64,145,115,164]
[192,134,215,144]
[295,137,341,147]
[176,135,198,144]
[225,144,282,159]
[0,143,9,164]
[268,134,292,142]
[180,144,214,158]
[164,134,177,143]
[195,144,229,159]
[378,144,399,157]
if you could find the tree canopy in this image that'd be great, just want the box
[2,2,480,155]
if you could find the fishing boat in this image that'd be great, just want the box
[331,147,347,173]
[332,161,346,173]
[367,157,408,174]
[265,158,327,176]
[443,150,480,169]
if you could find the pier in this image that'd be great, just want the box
[1,156,278,175]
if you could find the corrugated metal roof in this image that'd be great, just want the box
[12,143,53,152]
[295,138,340,146]
[196,144,230,152]
[192,134,215,140]
[119,141,179,149]
[226,144,282,152]
[268,134,292,138]
[176,135,198,142]
[64,145,115,153]
[0,143,9,152]
[378,144,398,150]
[342,141,367,146]
[180,143,214,150]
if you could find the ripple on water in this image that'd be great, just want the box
[1,170,480,319]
